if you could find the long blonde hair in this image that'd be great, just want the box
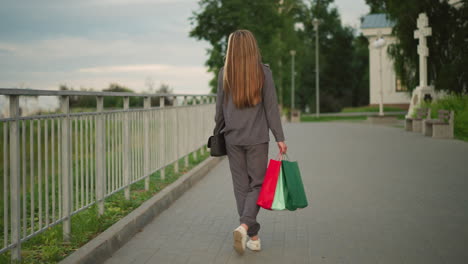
[223,29,265,109]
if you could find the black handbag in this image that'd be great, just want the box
[207,122,226,157]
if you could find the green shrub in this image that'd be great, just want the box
[341,105,404,113]
[301,115,367,122]
[422,94,468,141]
[457,109,468,141]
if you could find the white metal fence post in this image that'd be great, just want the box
[183,96,189,168]
[200,96,205,156]
[59,95,72,241]
[192,96,198,161]
[123,97,130,199]
[159,96,165,180]
[173,96,179,174]
[96,96,106,215]
[9,95,21,261]
[143,96,150,190]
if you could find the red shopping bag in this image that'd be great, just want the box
[257,155,282,210]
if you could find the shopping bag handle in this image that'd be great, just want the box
[275,152,290,161]
[275,153,282,161]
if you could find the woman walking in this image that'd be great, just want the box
[213,29,287,255]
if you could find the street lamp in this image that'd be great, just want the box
[286,22,304,113]
[290,50,296,110]
[313,18,320,118]
[294,22,305,31]
[373,36,386,116]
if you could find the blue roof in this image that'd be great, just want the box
[361,14,395,29]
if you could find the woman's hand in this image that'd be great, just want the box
[277,141,287,154]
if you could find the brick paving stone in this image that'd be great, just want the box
[104,122,468,264]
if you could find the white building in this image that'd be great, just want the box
[361,14,410,109]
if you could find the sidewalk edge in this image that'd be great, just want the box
[59,156,224,264]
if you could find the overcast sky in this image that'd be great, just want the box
[0,0,369,95]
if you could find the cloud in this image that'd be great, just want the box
[333,0,369,28]
[79,64,170,73]
[78,64,206,74]
[1,37,161,59]
[0,49,13,56]
[0,33,211,93]
[0,44,18,54]
[81,0,195,6]
[0,0,213,95]
[0,62,212,94]
[74,63,211,93]
[0,35,209,72]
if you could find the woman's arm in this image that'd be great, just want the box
[262,66,285,143]
[213,67,225,135]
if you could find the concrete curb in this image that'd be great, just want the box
[59,156,224,264]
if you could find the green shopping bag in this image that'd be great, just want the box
[271,165,288,210]
[282,155,308,211]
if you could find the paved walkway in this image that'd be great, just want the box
[104,122,468,264]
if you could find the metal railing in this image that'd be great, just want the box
[0,88,216,261]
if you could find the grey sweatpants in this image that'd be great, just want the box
[226,142,269,237]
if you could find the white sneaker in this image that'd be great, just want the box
[246,238,261,251]
[233,225,247,254]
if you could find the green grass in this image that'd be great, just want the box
[301,115,367,122]
[421,94,468,142]
[70,108,96,113]
[0,111,186,244]
[301,114,406,123]
[0,148,210,263]
[341,105,405,113]
[299,105,406,122]
[0,118,94,241]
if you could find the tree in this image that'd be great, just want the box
[152,83,174,106]
[365,0,386,13]
[350,35,370,107]
[103,83,142,108]
[296,0,364,112]
[189,0,304,95]
[58,84,95,108]
[365,0,468,94]
[190,0,371,112]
